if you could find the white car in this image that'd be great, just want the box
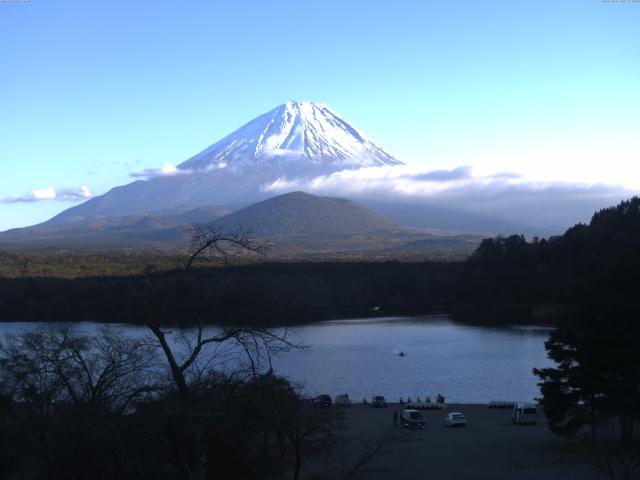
[371,395,387,407]
[445,412,467,427]
[334,393,352,407]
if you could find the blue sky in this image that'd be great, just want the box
[1,0,639,230]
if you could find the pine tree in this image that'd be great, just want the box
[534,301,640,446]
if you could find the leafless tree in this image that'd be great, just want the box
[183,223,261,270]
[136,223,298,403]
[0,324,157,412]
[589,423,640,480]
[286,402,339,480]
[0,324,159,479]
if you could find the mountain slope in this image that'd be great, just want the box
[0,206,227,247]
[360,198,554,236]
[0,191,481,260]
[44,101,401,225]
[213,191,404,237]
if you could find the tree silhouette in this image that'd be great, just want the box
[534,301,640,447]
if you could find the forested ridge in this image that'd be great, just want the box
[1,197,639,326]
[456,196,640,321]
[0,262,458,325]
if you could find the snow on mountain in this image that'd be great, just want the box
[179,101,403,175]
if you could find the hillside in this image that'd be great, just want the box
[456,196,640,320]
[0,192,481,260]
[2,198,637,325]
[214,191,404,237]
[0,206,227,248]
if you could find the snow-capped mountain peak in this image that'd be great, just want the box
[34,101,405,225]
[179,101,403,175]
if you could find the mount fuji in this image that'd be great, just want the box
[45,101,402,225]
[180,101,402,174]
[1,101,535,251]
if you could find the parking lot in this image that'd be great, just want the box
[343,404,603,480]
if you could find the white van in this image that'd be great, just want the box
[512,403,537,424]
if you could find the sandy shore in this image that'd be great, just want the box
[343,403,602,480]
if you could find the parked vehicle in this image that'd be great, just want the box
[371,395,387,407]
[487,400,516,409]
[334,393,352,407]
[406,398,442,410]
[315,394,333,408]
[444,412,467,427]
[512,403,537,424]
[406,399,426,409]
[401,409,426,429]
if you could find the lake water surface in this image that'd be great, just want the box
[273,316,553,403]
[0,315,554,403]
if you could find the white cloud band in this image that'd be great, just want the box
[130,162,192,178]
[261,165,634,229]
[0,185,93,204]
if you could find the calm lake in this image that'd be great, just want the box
[0,315,554,403]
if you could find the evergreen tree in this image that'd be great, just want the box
[534,301,640,446]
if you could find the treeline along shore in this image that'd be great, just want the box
[1,196,639,326]
[0,261,460,325]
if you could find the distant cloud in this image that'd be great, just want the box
[0,185,93,204]
[262,165,528,197]
[203,162,228,171]
[32,186,57,200]
[262,165,635,229]
[130,162,192,178]
[409,166,473,181]
[261,165,622,199]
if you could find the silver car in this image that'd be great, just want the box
[445,412,467,427]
